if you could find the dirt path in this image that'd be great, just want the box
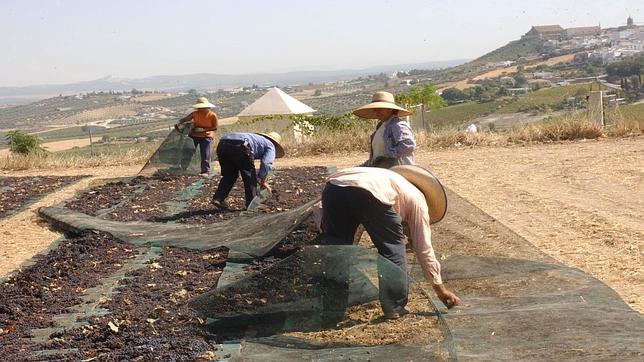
[0,137,641,312]
[418,137,644,312]
[278,138,644,311]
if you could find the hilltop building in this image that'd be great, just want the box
[524,25,564,39]
[565,26,601,39]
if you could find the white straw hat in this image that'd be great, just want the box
[192,96,215,109]
[256,132,285,158]
[353,91,412,119]
[391,165,448,224]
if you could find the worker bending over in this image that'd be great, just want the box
[317,166,460,319]
[211,132,284,209]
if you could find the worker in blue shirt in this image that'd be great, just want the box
[212,132,285,209]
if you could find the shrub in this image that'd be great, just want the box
[5,130,48,156]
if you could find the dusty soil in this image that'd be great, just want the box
[272,137,644,312]
[0,134,640,356]
[285,284,441,347]
[0,175,85,218]
[3,138,641,312]
[421,137,644,312]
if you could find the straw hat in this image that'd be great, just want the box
[391,165,447,224]
[256,132,285,158]
[353,91,412,119]
[192,96,215,109]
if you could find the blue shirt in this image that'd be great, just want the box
[221,132,276,178]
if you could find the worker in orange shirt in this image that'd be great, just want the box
[175,97,218,175]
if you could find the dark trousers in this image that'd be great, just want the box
[213,139,257,207]
[320,183,408,314]
[181,136,212,173]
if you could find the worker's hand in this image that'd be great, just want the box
[258,178,272,193]
[433,284,461,309]
[192,127,205,132]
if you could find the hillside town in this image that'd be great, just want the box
[525,16,643,64]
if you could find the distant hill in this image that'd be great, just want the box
[468,36,543,66]
[0,60,466,102]
[421,35,547,85]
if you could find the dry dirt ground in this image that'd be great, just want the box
[1,136,642,313]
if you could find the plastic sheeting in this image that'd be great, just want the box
[32,165,644,360]
[38,199,318,261]
[139,127,209,177]
[190,245,447,360]
[187,189,643,361]
[192,246,383,331]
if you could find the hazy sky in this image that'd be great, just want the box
[1,0,640,87]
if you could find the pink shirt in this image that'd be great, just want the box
[325,167,443,285]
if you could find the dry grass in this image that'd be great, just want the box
[0,145,155,171]
[284,112,640,156]
[2,112,640,170]
[283,128,371,157]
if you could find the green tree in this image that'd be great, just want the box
[5,131,47,156]
[496,86,510,97]
[512,73,527,86]
[289,113,363,135]
[607,55,643,86]
[395,83,446,110]
[441,88,466,103]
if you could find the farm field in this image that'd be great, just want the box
[0,135,641,359]
[421,83,616,130]
[471,53,577,81]
[437,53,579,91]
[2,136,642,314]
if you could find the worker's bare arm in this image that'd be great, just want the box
[432,283,461,308]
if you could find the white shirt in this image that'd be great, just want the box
[326,167,443,285]
[371,121,387,158]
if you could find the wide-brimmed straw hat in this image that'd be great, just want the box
[391,165,447,224]
[353,91,412,119]
[256,132,285,158]
[192,96,215,109]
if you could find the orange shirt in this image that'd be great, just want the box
[191,110,218,138]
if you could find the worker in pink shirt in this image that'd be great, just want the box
[317,165,460,319]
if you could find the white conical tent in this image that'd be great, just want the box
[238,87,316,117]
